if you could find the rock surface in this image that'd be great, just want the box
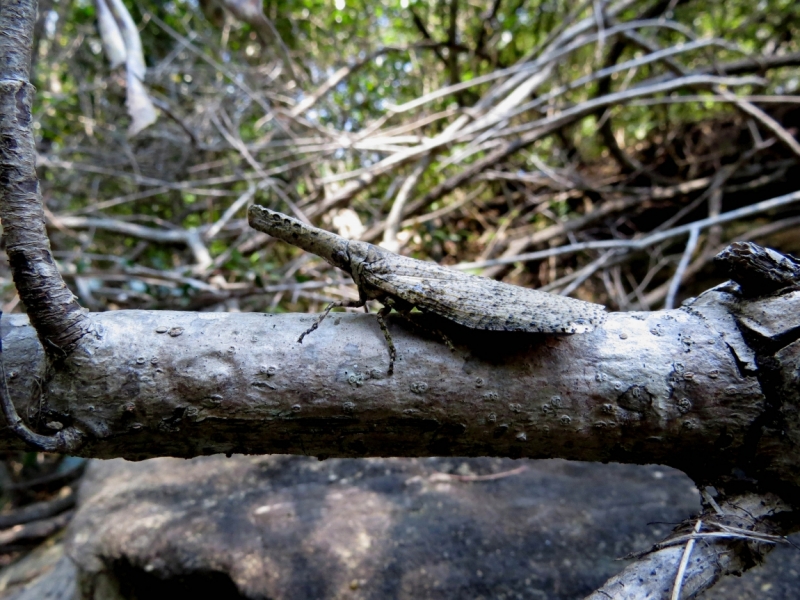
[3,455,799,599]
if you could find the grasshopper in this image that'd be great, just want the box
[248,206,606,374]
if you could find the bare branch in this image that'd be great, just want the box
[664,226,700,310]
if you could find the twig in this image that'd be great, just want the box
[664,226,700,309]
[291,45,436,117]
[715,88,800,160]
[381,156,431,252]
[497,75,764,139]
[671,519,702,600]
[143,8,274,117]
[629,94,800,107]
[400,184,486,228]
[427,465,528,483]
[0,510,73,548]
[640,214,800,308]
[204,183,260,241]
[546,250,619,295]
[0,490,76,529]
[50,215,212,269]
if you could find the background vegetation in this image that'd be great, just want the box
[3,0,795,320]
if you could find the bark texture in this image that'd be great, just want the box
[0,0,92,355]
[0,297,763,473]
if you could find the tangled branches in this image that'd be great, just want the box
[5,0,797,318]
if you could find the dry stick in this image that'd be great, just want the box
[62,271,220,293]
[445,18,719,142]
[630,94,800,107]
[671,519,703,600]
[0,490,76,529]
[654,145,766,235]
[350,19,708,187]
[211,109,312,226]
[547,250,619,296]
[51,216,212,269]
[291,45,435,117]
[386,6,652,116]
[381,156,431,252]
[250,11,298,83]
[549,172,794,307]
[642,529,788,555]
[317,20,733,221]
[458,37,731,144]
[40,156,255,191]
[143,9,275,119]
[496,74,763,139]
[621,25,799,166]
[68,185,174,215]
[212,109,271,176]
[204,184,260,241]
[400,184,486,228]
[0,510,74,549]
[474,195,642,278]
[558,147,776,301]
[716,88,800,160]
[664,226,700,310]
[455,189,800,270]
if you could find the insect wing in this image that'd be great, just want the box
[362,254,606,333]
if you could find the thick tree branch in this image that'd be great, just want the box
[0,296,768,473]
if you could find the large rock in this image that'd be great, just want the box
[65,455,703,599]
[3,455,800,599]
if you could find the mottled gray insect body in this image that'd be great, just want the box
[349,247,604,333]
[248,206,607,371]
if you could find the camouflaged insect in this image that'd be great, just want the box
[248,206,607,374]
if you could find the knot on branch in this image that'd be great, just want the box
[716,242,800,298]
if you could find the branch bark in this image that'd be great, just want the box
[0,0,92,355]
[0,289,771,471]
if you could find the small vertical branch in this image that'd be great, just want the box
[671,519,702,600]
[0,0,93,356]
[664,227,700,310]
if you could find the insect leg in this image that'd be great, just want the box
[393,307,455,352]
[375,304,396,376]
[297,299,366,344]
